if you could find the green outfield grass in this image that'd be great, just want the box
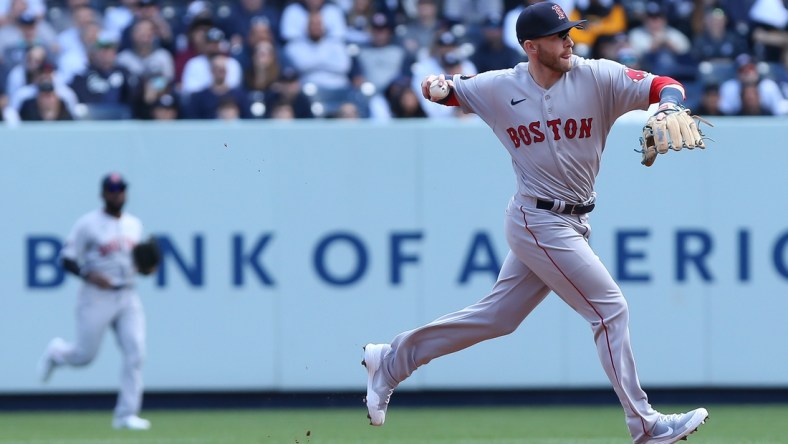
[0,405,784,444]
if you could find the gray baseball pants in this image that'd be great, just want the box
[379,196,660,442]
[49,285,146,420]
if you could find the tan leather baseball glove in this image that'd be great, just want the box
[639,103,711,167]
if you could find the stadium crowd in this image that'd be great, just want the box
[1,0,787,122]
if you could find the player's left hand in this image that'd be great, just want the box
[638,103,712,167]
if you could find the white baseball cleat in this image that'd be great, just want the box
[37,337,66,383]
[362,343,394,426]
[641,407,709,444]
[112,415,151,430]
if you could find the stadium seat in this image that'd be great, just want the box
[76,103,132,121]
[301,83,372,118]
[697,60,736,86]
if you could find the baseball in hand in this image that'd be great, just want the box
[429,79,449,100]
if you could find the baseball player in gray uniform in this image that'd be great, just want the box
[38,173,151,430]
[363,3,708,443]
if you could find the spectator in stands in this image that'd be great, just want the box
[738,82,771,115]
[658,0,697,38]
[236,16,281,72]
[119,0,174,54]
[280,0,347,43]
[176,1,212,38]
[345,0,376,45]
[590,32,640,68]
[185,53,251,119]
[150,92,178,120]
[244,40,281,93]
[443,0,504,28]
[69,32,139,111]
[174,16,212,85]
[367,0,404,25]
[219,0,281,48]
[181,27,243,96]
[568,0,628,58]
[104,0,138,37]
[4,43,47,95]
[18,79,72,120]
[411,30,477,118]
[398,0,443,56]
[692,7,748,63]
[269,100,296,119]
[470,15,523,73]
[117,18,174,82]
[8,59,78,116]
[132,69,176,119]
[0,10,59,72]
[216,94,243,120]
[56,4,98,58]
[353,12,409,93]
[332,100,361,118]
[384,75,426,118]
[694,82,723,115]
[628,1,695,79]
[748,0,788,64]
[719,53,788,115]
[265,65,314,118]
[0,0,45,27]
[629,2,691,57]
[56,18,100,84]
[284,11,352,90]
[0,90,6,122]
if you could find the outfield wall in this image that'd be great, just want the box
[1,118,787,394]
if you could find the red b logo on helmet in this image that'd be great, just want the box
[552,4,566,19]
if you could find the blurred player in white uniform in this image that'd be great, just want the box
[362,3,708,443]
[38,172,151,430]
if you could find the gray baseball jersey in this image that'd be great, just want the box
[45,209,147,421]
[453,55,653,204]
[377,56,670,443]
[61,209,143,288]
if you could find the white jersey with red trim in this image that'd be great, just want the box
[452,55,654,204]
[60,209,143,288]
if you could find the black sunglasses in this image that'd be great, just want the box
[557,29,571,40]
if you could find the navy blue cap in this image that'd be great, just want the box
[17,12,36,25]
[102,172,127,192]
[370,12,391,29]
[516,2,586,43]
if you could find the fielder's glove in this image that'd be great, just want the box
[638,103,711,167]
[133,236,161,276]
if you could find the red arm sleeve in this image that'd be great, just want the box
[437,88,460,107]
[649,76,685,104]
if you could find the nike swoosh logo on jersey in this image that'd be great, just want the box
[510,98,527,106]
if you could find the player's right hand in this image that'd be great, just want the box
[421,74,454,101]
